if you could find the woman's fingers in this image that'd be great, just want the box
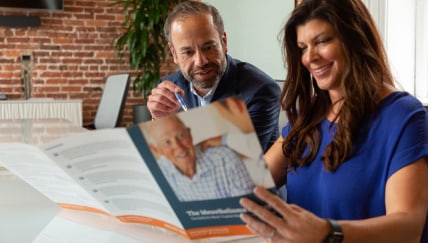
[240,187,298,242]
[240,210,279,241]
[251,186,297,221]
[240,196,283,227]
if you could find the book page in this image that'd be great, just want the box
[32,209,256,243]
[0,143,105,211]
[40,128,182,228]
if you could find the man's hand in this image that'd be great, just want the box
[146,80,185,119]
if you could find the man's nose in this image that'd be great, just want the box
[193,50,207,66]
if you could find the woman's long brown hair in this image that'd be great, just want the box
[280,0,394,172]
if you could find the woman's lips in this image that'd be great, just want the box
[312,63,332,77]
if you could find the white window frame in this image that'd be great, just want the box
[363,0,429,106]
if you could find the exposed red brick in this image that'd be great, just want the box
[0,0,177,127]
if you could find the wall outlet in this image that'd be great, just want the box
[20,54,32,63]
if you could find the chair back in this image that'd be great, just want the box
[94,73,130,129]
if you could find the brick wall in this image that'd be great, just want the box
[0,0,176,127]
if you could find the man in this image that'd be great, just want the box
[143,114,255,202]
[146,1,280,152]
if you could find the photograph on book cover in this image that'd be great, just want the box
[141,113,257,202]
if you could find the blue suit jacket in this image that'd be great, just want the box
[159,55,281,152]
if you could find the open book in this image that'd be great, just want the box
[0,97,276,240]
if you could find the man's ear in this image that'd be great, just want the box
[168,43,178,64]
[148,144,160,158]
[222,32,228,54]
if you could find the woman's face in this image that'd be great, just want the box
[297,19,346,100]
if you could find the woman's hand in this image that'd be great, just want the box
[240,186,329,243]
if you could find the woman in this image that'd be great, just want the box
[239,0,428,242]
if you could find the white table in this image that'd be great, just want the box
[0,119,264,243]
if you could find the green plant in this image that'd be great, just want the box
[112,0,183,98]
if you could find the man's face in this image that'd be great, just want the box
[168,13,227,93]
[150,117,196,171]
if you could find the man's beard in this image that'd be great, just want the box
[190,73,221,90]
[184,63,225,90]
